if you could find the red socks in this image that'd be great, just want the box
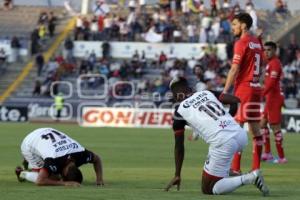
[262,128,271,153]
[252,135,263,170]
[275,131,285,159]
[231,152,242,172]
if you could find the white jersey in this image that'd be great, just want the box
[21,128,85,160]
[177,90,243,146]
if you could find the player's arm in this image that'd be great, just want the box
[263,64,280,96]
[211,90,240,116]
[223,41,245,94]
[36,168,79,186]
[223,63,239,94]
[90,151,104,186]
[165,110,186,191]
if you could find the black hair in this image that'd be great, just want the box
[264,41,277,50]
[169,77,192,102]
[233,13,253,30]
[63,165,83,183]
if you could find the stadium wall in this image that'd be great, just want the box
[2,101,300,133]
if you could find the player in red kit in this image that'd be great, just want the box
[260,41,287,164]
[223,13,263,175]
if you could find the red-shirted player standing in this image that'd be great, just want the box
[260,41,287,164]
[223,13,263,174]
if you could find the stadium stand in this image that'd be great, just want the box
[1,0,300,113]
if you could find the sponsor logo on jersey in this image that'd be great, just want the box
[249,42,262,49]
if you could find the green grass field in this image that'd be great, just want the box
[0,122,299,200]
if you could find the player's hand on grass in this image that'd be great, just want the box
[96,179,104,187]
[64,181,81,187]
[165,176,181,191]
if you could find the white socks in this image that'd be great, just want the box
[212,176,243,194]
[20,171,38,183]
[213,172,256,194]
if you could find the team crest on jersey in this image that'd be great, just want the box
[219,120,231,129]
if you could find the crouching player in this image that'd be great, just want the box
[15,128,104,186]
[165,77,269,196]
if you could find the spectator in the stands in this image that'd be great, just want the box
[38,11,48,24]
[46,58,59,74]
[159,51,167,66]
[222,0,231,11]
[275,0,288,14]
[285,80,298,98]
[187,22,197,43]
[287,34,299,62]
[246,4,258,32]
[78,60,88,75]
[75,16,83,40]
[11,36,21,62]
[38,23,47,46]
[0,48,7,70]
[82,17,90,40]
[31,28,40,55]
[90,16,99,40]
[48,11,57,37]
[87,50,97,72]
[210,0,218,17]
[32,80,41,96]
[181,0,190,23]
[194,65,206,91]
[219,12,231,42]
[64,37,74,62]
[3,0,13,10]
[35,53,45,76]
[102,41,110,59]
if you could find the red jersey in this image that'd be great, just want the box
[232,34,263,90]
[263,56,283,97]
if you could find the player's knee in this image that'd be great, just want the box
[201,172,219,195]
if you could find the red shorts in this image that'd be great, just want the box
[234,87,262,123]
[263,95,284,124]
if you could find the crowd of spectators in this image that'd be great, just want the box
[73,0,260,44]
[31,10,57,55]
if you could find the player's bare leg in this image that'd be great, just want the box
[270,124,287,163]
[260,118,274,161]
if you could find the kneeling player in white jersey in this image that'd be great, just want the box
[15,128,104,186]
[165,77,269,196]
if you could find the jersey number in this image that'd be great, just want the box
[199,101,226,120]
[41,130,66,143]
[253,53,260,83]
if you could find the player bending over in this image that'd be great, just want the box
[260,41,287,163]
[165,77,269,196]
[15,128,104,186]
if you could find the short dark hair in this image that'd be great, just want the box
[264,41,277,50]
[63,165,83,183]
[169,77,189,93]
[233,13,253,29]
[169,77,192,102]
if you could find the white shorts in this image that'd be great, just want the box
[203,130,248,177]
[21,140,44,170]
